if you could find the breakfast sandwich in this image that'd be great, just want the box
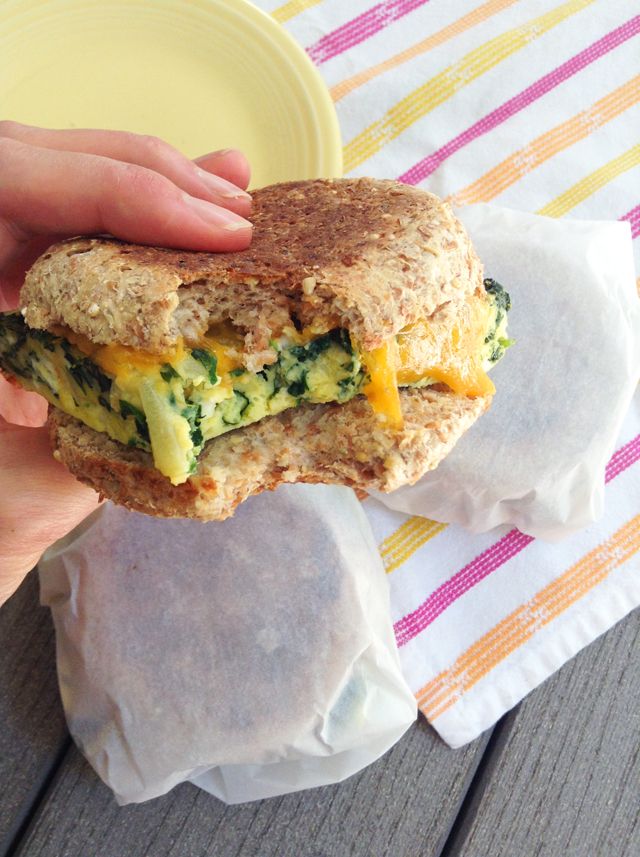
[0,178,511,519]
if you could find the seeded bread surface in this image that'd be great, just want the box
[48,387,489,520]
[21,178,482,367]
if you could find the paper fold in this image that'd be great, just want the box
[40,485,417,805]
[373,206,640,541]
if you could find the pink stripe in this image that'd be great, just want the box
[605,434,640,482]
[394,432,640,648]
[398,15,640,186]
[307,0,428,65]
[620,204,640,240]
[394,530,533,646]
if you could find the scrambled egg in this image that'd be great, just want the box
[0,281,511,485]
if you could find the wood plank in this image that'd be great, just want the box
[0,572,69,856]
[13,716,491,857]
[443,608,640,857]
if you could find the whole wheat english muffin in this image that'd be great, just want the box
[0,178,511,519]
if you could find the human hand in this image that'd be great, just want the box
[0,122,253,605]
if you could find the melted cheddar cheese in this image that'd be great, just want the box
[53,326,187,380]
[397,294,496,397]
[360,292,496,429]
[362,340,404,430]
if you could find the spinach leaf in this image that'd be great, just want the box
[190,348,218,384]
[484,278,511,312]
[287,374,308,398]
[62,344,111,393]
[222,391,250,425]
[181,403,204,449]
[160,363,180,382]
[119,400,150,442]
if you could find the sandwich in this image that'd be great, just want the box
[0,178,511,520]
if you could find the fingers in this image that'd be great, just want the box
[0,137,253,261]
[195,149,251,191]
[0,416,101,606]
[0,375,48,426]
[0,234,59,310]
[0,122,251,217]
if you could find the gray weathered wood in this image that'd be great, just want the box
[9,572,640,857]
[0,571,69,856]
[13,717,490,857]
[443,607,640,857]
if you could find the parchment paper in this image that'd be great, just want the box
[373,205,640,541]
[39,484,417,805]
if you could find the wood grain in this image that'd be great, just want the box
[0,572,69,857]
[443,608,640,857]
[13,717,491,857]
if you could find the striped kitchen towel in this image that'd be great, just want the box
[257,0,640,746]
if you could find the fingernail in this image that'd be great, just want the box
[196,167,251,200]
[197,148,236,159]
[183,194,252,232]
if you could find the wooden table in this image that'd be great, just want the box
[2,571,639,857]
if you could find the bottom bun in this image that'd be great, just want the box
[48,388,489,520]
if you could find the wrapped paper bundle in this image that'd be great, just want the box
[39,484,417,804]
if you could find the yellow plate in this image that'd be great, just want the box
[0,0,342,187]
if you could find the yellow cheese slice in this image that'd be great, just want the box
[95,341,186,378]
[396,295,495,397]
[361,294,495,429]
[362,340,404,430]
[55,325,242,382]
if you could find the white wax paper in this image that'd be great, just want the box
[39,484,417,805]
[373,205,640,541]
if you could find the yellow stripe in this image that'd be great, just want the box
[331,0,518,102]
[380,519,443,562]
[384,522,448,573]
[417,515,640,720]
[380,516,431,556]
[272,0,322,24]
[343,0,593,172]
[379,516,448,573]
[452,75,640,205]
[537,144,640,218]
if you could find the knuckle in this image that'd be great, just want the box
[138,133,173,161]
[0,119,21,138]
[0,135,18,165]
[109,161,173,201]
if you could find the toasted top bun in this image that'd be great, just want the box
[21,178,481,368]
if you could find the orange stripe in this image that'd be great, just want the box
[422,522,639,716]
[417,515,640,720]
[331,0,518,102]
[451,74,640,205]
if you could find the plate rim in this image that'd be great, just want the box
[0,0,344,182]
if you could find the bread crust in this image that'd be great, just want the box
[22,178,482,361]
[48,388,489,520]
